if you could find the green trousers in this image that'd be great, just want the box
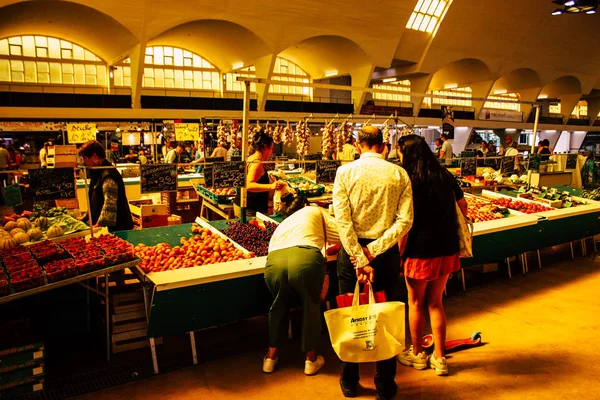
[264,245,325,353]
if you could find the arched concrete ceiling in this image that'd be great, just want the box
[420,0,600,92]
[148,20,271,72]
[429,58,493,91]
[492,68,542,92]
[0,1,138,62]
[278,35,371,80]
[540,76,582,97]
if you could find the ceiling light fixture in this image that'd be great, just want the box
[494,89,508,95]
[232,62,244,70]
[325,70,339,77]
[444,83,458,89]
[551,0,599,14]
[382,77,397,83]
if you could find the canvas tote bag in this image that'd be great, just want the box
[455,197,474,258]
[324,282,405,363]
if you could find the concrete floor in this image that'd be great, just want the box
[76,251,600,400]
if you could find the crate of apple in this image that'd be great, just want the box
[491,198,552,214]
[465,197,506,223]
[135,226,252,274]
[45,259,77,282]
[221,221,277,257]
[90,234,135,266]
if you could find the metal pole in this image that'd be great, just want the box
[240,81,250,223]
[527,105,541,189]
[81,167,94,238]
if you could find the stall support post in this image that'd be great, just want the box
[81,167,94,238]
[240,81,251,223]
[527,104,541,189]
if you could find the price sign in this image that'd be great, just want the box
[140,164,178,194]
[67,123,97,144]
[460,158,477,177]
[174,123,200,141]
[3,184,23,208]
[29,168,76,201]
[566,154,578,169]
[202,163,213,187]
[316,160,341,184]
[501,156,515,174]
[212,162,246,189]
[529,154,541,172]
[484,157,501,170]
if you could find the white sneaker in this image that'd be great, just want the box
[263,356,278,373]
[397,346,428,370]
[304,356,325,376]
[428,354,448,376]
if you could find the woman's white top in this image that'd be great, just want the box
[268,206,341,254]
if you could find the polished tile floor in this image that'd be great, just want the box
[76,251,600,399]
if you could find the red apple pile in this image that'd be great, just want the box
[135,225,252,274]
[208,187,235,196]
[491,198,552,214]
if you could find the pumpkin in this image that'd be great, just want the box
[0,229,9,237]
[10,228,26,237]
[16,218,32,231]
[35,217,50,230]
[47,225,64,238]
[27,228,44,241]
[13,232,29,244]
[3,221,17,231]
[0,237,17,250]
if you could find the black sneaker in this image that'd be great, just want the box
[375,383,397,400]
[340,378,357,398]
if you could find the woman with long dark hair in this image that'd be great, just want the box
[396,135,468,376]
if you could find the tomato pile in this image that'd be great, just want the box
[491,198,552,214]
[134,226,253,274]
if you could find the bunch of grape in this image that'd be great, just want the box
[222,221,278,256]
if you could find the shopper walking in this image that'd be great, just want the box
[79,141,134,232]
[333,126,413,399]
[227,137,242,161]
[395,135,468,377]
[39,142,50,168]
[263,196,340,376]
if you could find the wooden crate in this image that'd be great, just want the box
[129,200,169,229]
[99,271,162,354]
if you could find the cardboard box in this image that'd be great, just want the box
[129,200,168,228]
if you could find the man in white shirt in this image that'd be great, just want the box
[210,142,228,160]
[164,141,179,164]
[333,126,413,399]
[439,134,453,165]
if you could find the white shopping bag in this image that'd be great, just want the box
[324,282,405,363]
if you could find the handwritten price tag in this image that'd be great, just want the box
[29,168,76,201]
[67,123,97,144]
[140,164,178,194]
[174,123,200,141]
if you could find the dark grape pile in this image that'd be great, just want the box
[222,221,278,256]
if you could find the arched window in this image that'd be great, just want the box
[225,66,256,93]
[269,58,310,96]
[0,35,106,86]
[423,86,472,108]
[484,93,521,112]
[142,46,220,90]
[113,58,131,87]
[372,80,411,103]
[406,0,452,34]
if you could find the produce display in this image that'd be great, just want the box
[522,191,586,208]
[206,187,235,196]
[0,234,136,296]
[321,124,335,157]
[581,188,600,201]
[295,120,311,157]
[490,197,552,214]
[221,220,277,257]
[465,197,506,223]
[134,225,251,273]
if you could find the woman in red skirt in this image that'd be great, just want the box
[395,135,468,376]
